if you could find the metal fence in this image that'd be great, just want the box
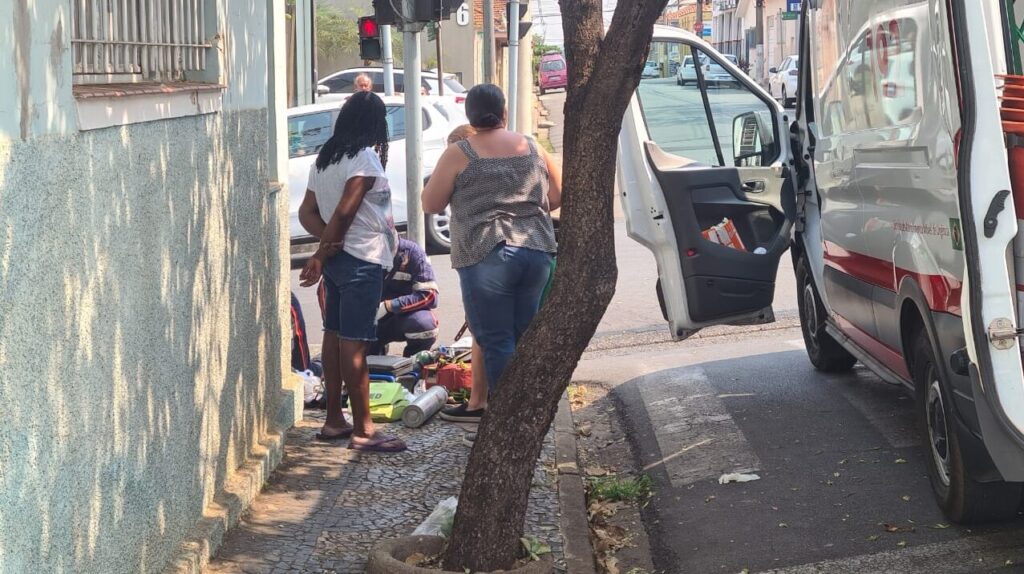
[71,0,210,81]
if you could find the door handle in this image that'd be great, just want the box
[742,180,766,193]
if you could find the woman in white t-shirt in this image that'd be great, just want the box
[298,91,404,453]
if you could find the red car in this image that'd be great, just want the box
[538,53,567,95]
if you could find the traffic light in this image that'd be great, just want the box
[374,0,465,25]
[373,0,398,26]
[505,2,532,39]
[358,16,382,61]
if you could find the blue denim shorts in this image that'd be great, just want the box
[321,250,384,342]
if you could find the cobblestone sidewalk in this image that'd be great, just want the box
[206,410,566,573]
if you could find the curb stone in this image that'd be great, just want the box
[555,394,598,574]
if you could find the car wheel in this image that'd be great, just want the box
[425,208,451,254]
[677,77,682,86]
[796,257,857,372]
[912,332,1023,523]
[539,87,546,96]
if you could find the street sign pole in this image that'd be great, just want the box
[401,0,425,247]
[381,24,395,96]
[436,22,444,96]
[483,0,495,83]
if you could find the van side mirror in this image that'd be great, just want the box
[732,112,774,167]
[316,85,330,96]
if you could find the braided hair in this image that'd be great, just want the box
[315,91,390,171]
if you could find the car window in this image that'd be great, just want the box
[386,105,432,140]
[541,60,565,71]
[322,72,355,94]
[370,71,385,92]
[778,57,790,71]
[287,111,334,158]
[638,41,777,167]
[444,77,467,93]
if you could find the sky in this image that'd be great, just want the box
[529,0,619,47]
[530,0,690,46]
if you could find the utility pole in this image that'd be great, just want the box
[382,24,396,96]
[436,22,444,96]
[755,0,765,84]
[508,0,520,131]
[310,0,318,102]
[401,0,426,247]
[516,2,532,135]
[695,0,703,38]
[483,0,495,83]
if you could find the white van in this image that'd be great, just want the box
[618,2,1024,522]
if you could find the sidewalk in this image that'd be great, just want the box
[205,408,571,573]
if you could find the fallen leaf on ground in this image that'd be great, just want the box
[867,535,880,541]
[778,523,788,528]
[719,472,761,484]
[405,552,426,565]
[901,495,912,502]
[895,458,908,464]
[930,523,951,530]
[897,541,907,547]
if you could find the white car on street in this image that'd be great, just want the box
[677,53,739,87]
[767,55,799,108]
[316,67,467,99]
[286,96,452,262]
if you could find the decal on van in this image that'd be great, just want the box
[950,218,964,251]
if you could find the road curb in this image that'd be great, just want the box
[555,394,598,574]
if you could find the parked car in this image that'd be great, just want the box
[642,61,661,79]
[538,52,568,95]
[286,96,452,261]
[676,53,740,87]
[619,14,1024,525]
[427,94,470,127]
[767,55,799,107]
[316,67,467,100]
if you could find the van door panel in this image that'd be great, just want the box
[650,149,786,322]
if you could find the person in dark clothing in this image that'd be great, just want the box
[317,237,439,357]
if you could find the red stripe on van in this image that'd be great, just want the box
[833,314,912,380]
[823,241,962,316]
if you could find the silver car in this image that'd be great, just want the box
[677,53,739,87]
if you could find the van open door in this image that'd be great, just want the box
[952,3,1024,484]
[618,27,795,340]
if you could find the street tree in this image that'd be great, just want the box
[443,0,669,570]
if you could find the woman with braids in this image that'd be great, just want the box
[422,85,561,441]
[297,91,405,453]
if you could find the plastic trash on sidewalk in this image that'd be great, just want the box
[718,472,761,484]
[412,497,459,537]
[296,370,324,406]
[702,218,747,252]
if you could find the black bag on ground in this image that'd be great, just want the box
[367,355,415,377]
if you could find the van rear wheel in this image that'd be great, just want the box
[912,334,1023,523]
[796,257,856,372]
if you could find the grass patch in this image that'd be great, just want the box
[589,474,653,503]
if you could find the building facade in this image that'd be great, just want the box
[0,1,298,572]
[713,0,798,82]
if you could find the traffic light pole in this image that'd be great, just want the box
[401,0,426,248]
[381,24,396,96]
[483,0,495,83]
[508,0,519,132]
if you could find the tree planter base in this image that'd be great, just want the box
[367,536,554,574]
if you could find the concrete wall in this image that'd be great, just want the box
[0,1,295,573]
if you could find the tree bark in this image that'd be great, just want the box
[443,1,668,570]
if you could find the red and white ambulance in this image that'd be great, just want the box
[618,1,1024,522]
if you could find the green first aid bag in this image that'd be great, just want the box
[541,256,557,305]
[368,382,409,422]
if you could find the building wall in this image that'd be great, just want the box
[0,2,294,573]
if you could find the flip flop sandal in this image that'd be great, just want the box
[315,428,354,441]
[348,434,407,453]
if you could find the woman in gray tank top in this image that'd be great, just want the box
[423,84,561,396]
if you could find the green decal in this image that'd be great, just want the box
[950,218,963,251]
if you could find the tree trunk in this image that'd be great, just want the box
[443,1,668,570]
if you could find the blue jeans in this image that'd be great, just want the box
[458,244,553,392]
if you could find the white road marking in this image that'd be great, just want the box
[637,367,761,487]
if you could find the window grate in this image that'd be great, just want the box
[71,0,210,82]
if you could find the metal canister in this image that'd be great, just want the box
[401,385,450,428]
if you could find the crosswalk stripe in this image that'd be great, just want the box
[637,367,761,487]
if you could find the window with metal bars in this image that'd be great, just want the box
[71,0,212,84]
